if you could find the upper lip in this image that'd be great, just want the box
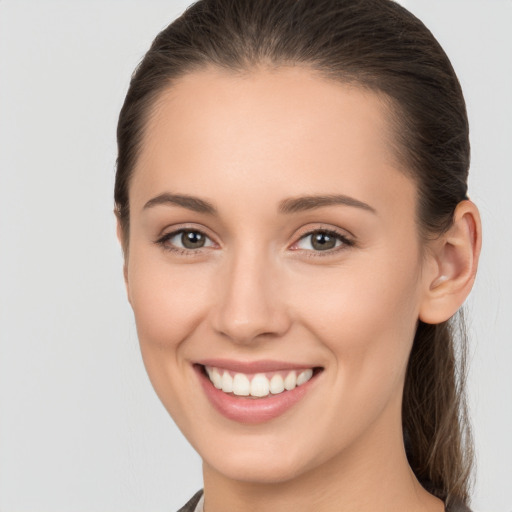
[196,358,320,374]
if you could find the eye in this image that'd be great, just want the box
[156,229,215,253]
[293,229,353,253]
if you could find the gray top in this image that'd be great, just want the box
[177,490,203,512]
[177,490,472,512]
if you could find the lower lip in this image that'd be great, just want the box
[195,365,320,424]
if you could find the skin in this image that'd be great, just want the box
[119,65,481,512]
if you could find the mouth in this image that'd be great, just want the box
[202,365,321,398]
[194,361,324,423]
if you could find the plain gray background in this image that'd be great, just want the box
[0,1,510,511]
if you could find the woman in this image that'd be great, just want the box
[114,0,481,511]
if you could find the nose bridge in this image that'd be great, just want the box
[212,241,290,344]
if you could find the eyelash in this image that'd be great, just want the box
[154,228,215,257]
[291,228,355,258]
[154,227,355,258]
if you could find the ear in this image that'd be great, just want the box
[419,200,482,324]
[115,214,131,304]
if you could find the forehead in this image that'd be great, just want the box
[130,65,415,217]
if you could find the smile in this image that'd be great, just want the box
[195,361,323,424]
[205,366,314,398]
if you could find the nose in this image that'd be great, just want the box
[210,247,291,345]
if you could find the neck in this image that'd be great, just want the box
[201,409,444,512]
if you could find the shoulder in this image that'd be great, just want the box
[177,489,204,512]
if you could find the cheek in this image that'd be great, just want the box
[276,254,422,460]
[127,253,212,349]
[125,251,217,428]
[289,249,422,397]
[295,255,419,332]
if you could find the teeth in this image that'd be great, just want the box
[210,368,222,389]
[251,374,270,397]
[232,373,250,396]
[221,371,233,393]
[269,374,285,394]
[297,369,313,386]
[205,366,315,398]
[284,371,297,391]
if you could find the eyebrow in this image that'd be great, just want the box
[143,193,217,214]
[278,194,376,214]
[143,192,376,215]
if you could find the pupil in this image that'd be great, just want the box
[182,231,205,249]
[312,232,336,250]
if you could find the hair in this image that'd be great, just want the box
[115,0,473,507]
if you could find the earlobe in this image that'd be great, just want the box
[419,200,482,324]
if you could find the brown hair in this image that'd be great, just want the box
[115,0,473,506]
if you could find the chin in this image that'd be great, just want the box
[207,455,309,484]
[198,432,326,485]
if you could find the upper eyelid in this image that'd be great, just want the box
[157,228,216,247]
[154,229,216,257]
[156,225,353,252]
[297,229,350,241]
[292,224,355,243]
[291,228,354,250]
[157,224,217,241]
[157,224,351,239]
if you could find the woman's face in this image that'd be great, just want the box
[124,66,432,483]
